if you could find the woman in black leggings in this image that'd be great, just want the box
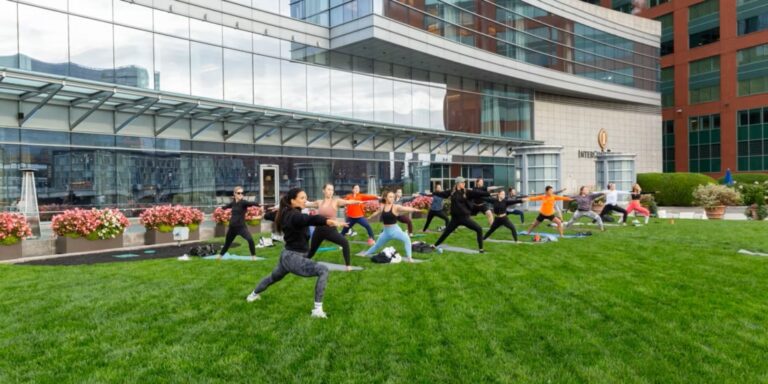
[432,177,490,253]
[484,190,523,242]
[218,186,261,260]
[422,182,449,232]
[305,183,360,271]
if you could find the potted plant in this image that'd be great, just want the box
[245,205,265,233]
[591,195,606,215]
[52,208,130,253]
[738,181,768,220]
[404,195,432,218]
[140,205,203,244]
[640,194,659,216]
[363,200,380,218]
[692,184,742,220]
[0,213,32,260]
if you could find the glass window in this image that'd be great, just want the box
[307,65,331,115]
[429,86,446,130]
[191,42,224,100]
[223,27,252,52]
[373,77,394,124]
[253,33,281,57]
[114,0,153,30]
[0,1,18,68]
[412,83,431,129]
[115,26,154,89]
[282,60,307,111]
[331,68,353,118]
[253,0,281,14]
[69,16,114,83]
[18,5,68,76]
[155,34,191,94]
[393,80,412,126]
[154,10,189,38]
[253,55,282,108]
[70,0,112,20]
[24,0,66,11]
[190,19,222,46]
[353,73,374,121]
[224,49,253,104]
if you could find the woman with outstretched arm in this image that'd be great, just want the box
[432,177,490,253]
[483,189,524,242]
[305,183,361,271]
[362,190,423,263]
[247,188,347,319]
[564,186,605,231]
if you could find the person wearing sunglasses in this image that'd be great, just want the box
[218,186,261,260]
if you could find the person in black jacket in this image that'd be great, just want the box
[247,188,347,318]
[483,190,524,242]
[218,186,261,260]
[432,177,490,253]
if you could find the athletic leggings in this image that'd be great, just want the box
[340,216,375,239]
[566,210,604,230]
[434,216,483,250]
[625,200,650,217]
[397,214,413,234]
[253,249,329,303]
[220,225,255,256]
[484,216,518,241]
[507,209,525,223]
[307,225,351,266]
[422,210,449,231]
[364,225,412,259]
[600,204,628,223]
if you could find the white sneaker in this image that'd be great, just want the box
[246,292,261,302]
[310,308,327,318]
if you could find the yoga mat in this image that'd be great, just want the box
[519,231,559,241]
[355,251,369,258]
[202,254,265,261]
[438,245,480,254]
[350,240,370,245]
[738,249,768,257]
[113,253,139,258]
[316,246,338,253]
[410,234,427,238]
[143,250,156,254]
[317,261,363,271]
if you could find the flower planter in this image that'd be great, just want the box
[704,205,726,220]
[55,236,123,254]
[0,241,23,260]
[145,227,200,245]
[412,212,425,219]
[214,224,227,237]
[247,223,262,234]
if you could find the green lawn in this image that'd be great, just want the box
[1,217,767,383]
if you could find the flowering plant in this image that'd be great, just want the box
[246,205,264,226]
[404,195,432,211]
[737,181,768,207]
[212,207,231,224]
[692,184,742,209]
[363,200,380,217]
[52,208,130,240]
[139,205,204,232]
[0,213,32,246]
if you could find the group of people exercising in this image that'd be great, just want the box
[219,179,653,318]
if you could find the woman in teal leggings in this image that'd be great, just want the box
[363,190,423,262]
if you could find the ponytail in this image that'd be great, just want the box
[274,188,303,233]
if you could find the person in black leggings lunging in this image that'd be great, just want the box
[218,186,261,261]
[506,188,526,224]
[247,187,348,318]
[432,176,490,253]
[421,182,449,232]
[484,189,523,242]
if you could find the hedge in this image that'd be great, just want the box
[637,173,716,206]
[717,173,768,185]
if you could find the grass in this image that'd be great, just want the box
[1,216,768,383]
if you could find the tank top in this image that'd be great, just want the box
[317,199,337,218]
[631,193,641,200]
[381,205,397,225]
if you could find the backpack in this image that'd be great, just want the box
[412,241,434,254]
[371,246,402,263]
[258,237,274,247]
[189,243,220,257]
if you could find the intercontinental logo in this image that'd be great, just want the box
[578,129,608,159]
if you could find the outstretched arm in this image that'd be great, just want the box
[337,198,362,206]
[304,200,319,208]
[394,205,422,215]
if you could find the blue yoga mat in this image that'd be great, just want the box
[202,254,264,261]
[519,231,588,239]
[143,250,156,254]
[316,246,338,252]
[113,253,139,258]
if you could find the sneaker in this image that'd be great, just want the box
[246,292,261,302]
[478,249,485,254]
[311,308,328,318]
[367,238,375,246]
[644,216,650,224]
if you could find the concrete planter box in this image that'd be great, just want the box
[55,236,123,254]
[145,227,200,245]
[0,241,23,260]
[214,223,261,238]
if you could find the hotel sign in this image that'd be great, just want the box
[578,129,608,159]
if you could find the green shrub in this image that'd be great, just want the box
[717,173,768,185]
[637,173,716,206]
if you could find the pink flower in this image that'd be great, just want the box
[0,213,32,240]
[139,205,203,229]
[404,195,432,211]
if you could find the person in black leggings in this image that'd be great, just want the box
[432,177,490,253]
[484,190,523,242]
[506,188,525,224]
[218,186,261,260]
[422,182,449,232]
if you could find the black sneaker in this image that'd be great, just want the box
[478,249,485,254]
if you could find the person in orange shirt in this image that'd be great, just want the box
[525,186,571,238]
[340,184,379,246]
